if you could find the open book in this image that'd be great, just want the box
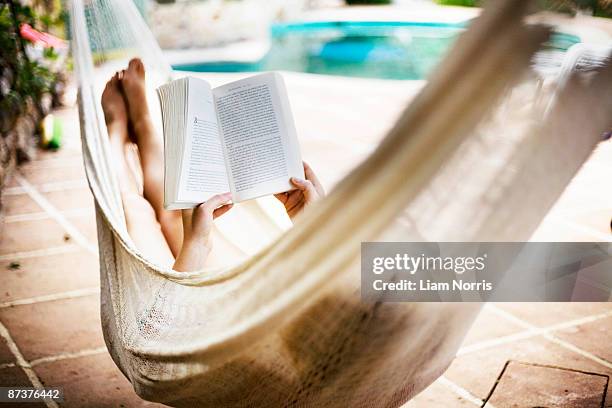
[157,72,304,209]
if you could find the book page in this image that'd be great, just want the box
[177,77,230,205]
[213,72,304,202]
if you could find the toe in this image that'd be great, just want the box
[128,58,145,76]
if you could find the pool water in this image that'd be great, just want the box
[173,21,580,80]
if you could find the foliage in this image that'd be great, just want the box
[13,60,56,100]
[0,2,61,117]
[28,0,66,34]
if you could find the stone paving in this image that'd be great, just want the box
[1,76,611,407]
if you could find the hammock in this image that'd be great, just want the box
[69,0,612,406]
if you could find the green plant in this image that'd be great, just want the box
[0,1,63,135]
[0,2,61,117]
[14,60,55,99]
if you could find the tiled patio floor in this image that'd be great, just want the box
[0,99,611,407]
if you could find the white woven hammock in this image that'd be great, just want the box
[69,0,612,406]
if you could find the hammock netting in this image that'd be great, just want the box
[69,0,612,406]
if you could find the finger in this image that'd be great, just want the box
[191,203,208,221]
[290,177,306,190]
[291,177,317,201]
[212,203,233,219]
[203,192,232,212]
[303,161,324,196]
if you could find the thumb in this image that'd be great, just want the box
[291,177,317,201]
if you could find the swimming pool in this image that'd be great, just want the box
[173,21,581,80]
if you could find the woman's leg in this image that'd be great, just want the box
[120,59,183,256]
[101,73,174,266]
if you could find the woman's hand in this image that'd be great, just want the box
[173,193,233,272]
[275,162,325,221]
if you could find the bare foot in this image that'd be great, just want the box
[101,73,130,144]
[121,58,149,123]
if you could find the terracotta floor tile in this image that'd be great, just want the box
[556,315,612,364]
[495,302,612,327]
[2,173,19,189]
[34,148,82,162]
[68,212,98,244]
[0,367,46,408]
[19,163,86,187]
[40,147,82,161]
[460,306,525,347]
[43,188,93,212]
[484,361,608,408]
[444,336,612,406]
[0,335,14,365]
[0,295,104,361]
[0,194,41,217]
[0,250,99,303]
[18,156,82,173]
[0,218,74,256]
[403,379,475,407]
[35,352,165,408]
[0,366,29,387]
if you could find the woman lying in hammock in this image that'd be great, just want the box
[101,58,325,271]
